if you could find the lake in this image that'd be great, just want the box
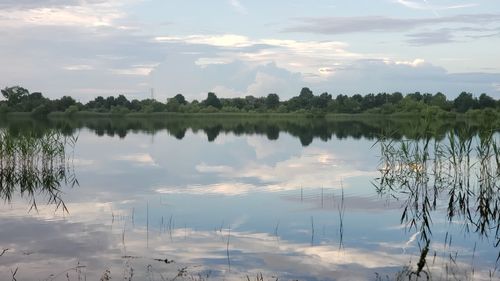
[0,117,499,281]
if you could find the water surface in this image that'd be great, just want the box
[0,117,498,281]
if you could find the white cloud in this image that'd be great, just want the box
[156,34,253,48]
[196,163,235,174]
[63,64,94,71]
[109,66,155,76]
[387,58,426,67]
[396,0,478,11]
[228,0,247,14]
[153,35,363,84]
[246,72,293,96]
[0,3,126,28]
[155,182,256,196]
[115,153,158,166]
[210,85,246,98]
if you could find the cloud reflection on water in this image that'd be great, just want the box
[0,201,490,281]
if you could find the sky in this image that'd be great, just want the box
[0,0,500,101]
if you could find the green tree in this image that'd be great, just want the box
[430,92,448,110]
[389,92,403,104]
[265,93,280,109]
[203,92,222,109]
[166,98,181,112]
[172,94,187,105]
[454,92,476,113]
[312,92,331,109]
[1,86,30,107]
[478,93,495,109]
[53,96,77,111]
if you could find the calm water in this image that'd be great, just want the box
[0,117,499,281]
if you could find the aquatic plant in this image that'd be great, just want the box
[375,127,500,278]
[0,129,78,212]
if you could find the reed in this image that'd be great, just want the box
[0,129,77,212]
[375,127,500,278]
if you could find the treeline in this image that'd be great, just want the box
[1,86,499,117]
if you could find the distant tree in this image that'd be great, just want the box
[478,93,495,109]
[299,87,313,99]
[343,97,361,113]
[172,94,187,105]
[361,93,376,110]
[130,99,142,111]
[265,93,280,109]
[1,86,30,107]
[166,98,181,112]
[430,92,448,110]
[422,93,433,104]
[389,92,403,104]
[311,92,331,109]
[203,92,222,109]
[53,96,76,111]
[297,87,314,109]
[140,99,165,112]
[115,94,130,108]
[407,92,423,102]
[244,95,258,110]
[232,97,246,109]
[105,96,115,109]
[454,92,476,113]
[374,93,388,106]
[286,96,302,112]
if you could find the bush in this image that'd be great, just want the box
[31,103,52,116]
[220,106,241,113]
[111,105,130,116]
[65,105,79,116]
[0,104,9,114]
[199,106,219,113]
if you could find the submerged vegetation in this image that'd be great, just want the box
[1,86,499,118]
[0,129,78,212]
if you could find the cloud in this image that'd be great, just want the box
[0,0,107,9]
[406,29,455,45]
[315,59,500,97]
[0,23,167,100]
[153,34,360,85]
[149,54,304,100]
[156,34,253,48]
[0,1,136,28]
[283,14,500,34]
[149,41,500,100]
[63,64,95,71]
[0,1,498,102]
[396,0,479,11]
[115,153,158,166]
[228,0,247,14]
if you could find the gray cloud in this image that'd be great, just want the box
[283,14,500,34]
[150,51,500,100]
[315,60,500,98]
[406,26,500,45]
[0,24,168,101]
[406,29,456,46]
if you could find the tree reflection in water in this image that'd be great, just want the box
[375,127,499,279]
[0,129,78,212]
